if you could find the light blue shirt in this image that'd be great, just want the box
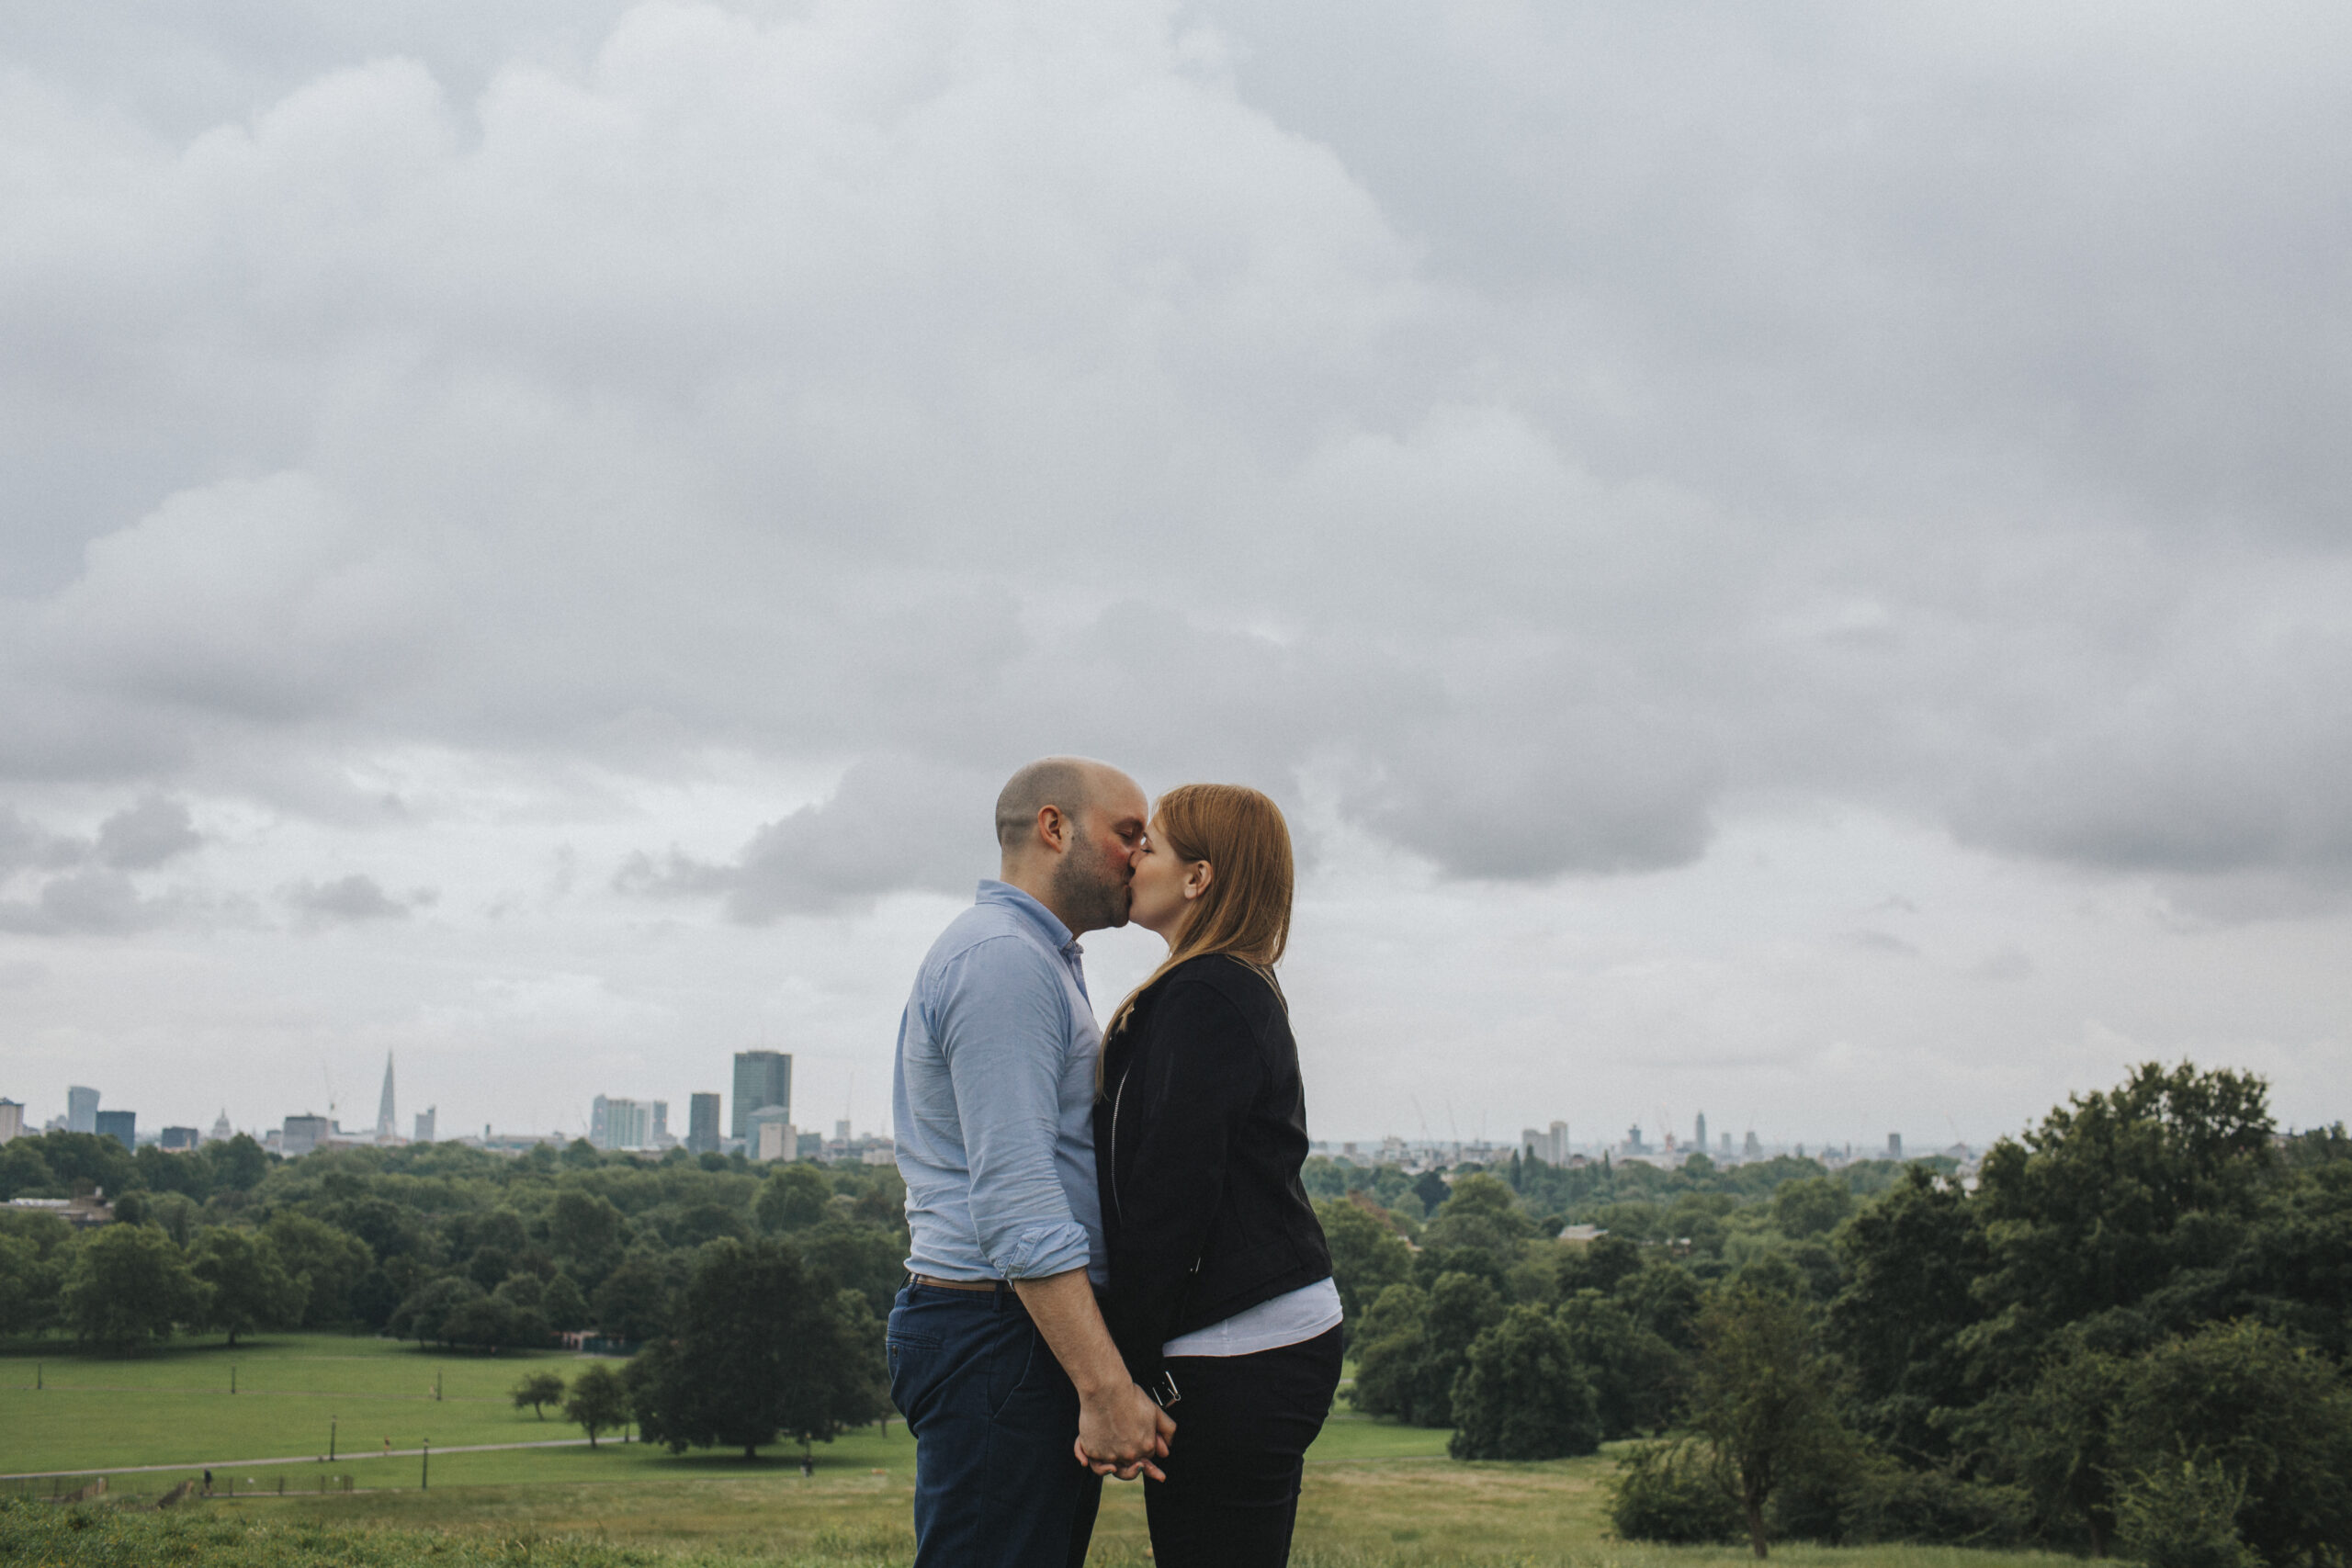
[894,881,1106,1286]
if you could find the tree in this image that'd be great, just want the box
[202,1133,272,1194]
[1316,1198,1414,1325]
[541,1271,592,1333]
[1687,1282,1850,1559]
[1558,1288,1683,1438]
[796,1219,907,1318]
[20,1132,139,1203]
[1555,1233,1644,1298]
[0,1211,73,1337]
[0,1138,56,1201]
[1414,1175,1535,1295]
[1770,1178,1852,1240]
[0,1230,64,1337]
[565,1361,630,1446]
[387,1276,483,1346]
[189,1228,304,1348]
[1610,1439,1747,1545]
[548,1190,627,1284]
[265,1212,373,1328]
[1347,1272,1504,1428]
[63,1224,209,1352]
[753,1165,833,1233]
[1348,1281,1430,1421]
[1447,1303,1601,1460]
[512,1370,569,1419]
[1989,1331,2131,1556]
[1826,1166,1985,1461]
[2111,1320,2352,1567]
[631,1237,888,1460]
[591,1257,673,1342]
[1971,1062,2272,1369]
[2115,1459,2255,1568]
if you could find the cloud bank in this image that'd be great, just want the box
[1,0,2346,1139]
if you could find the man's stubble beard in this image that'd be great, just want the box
[1049,836,1131,932]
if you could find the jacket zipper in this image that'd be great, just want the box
[1110,1065,1132,1224]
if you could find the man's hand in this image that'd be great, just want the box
[1073,1383,1175,1481]
[1010,1269,1175,1482]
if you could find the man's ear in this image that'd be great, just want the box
[1036,804,1069,852]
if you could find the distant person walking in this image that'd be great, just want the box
[201,1468,212,1495]
[888,757,1173,1568]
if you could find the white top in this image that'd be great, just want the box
[1160,1276,1343,1358]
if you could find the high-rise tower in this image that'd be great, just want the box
[375,1053,397,1140]
[731,1051,792,1142]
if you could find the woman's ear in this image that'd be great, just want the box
[1183,860,1215,900]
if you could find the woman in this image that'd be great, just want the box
[1094,784,1341,1566]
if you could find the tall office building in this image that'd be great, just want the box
[67,1086,99,1134]
[1887,1132,1904,1160]
[652,1101,669,1143]
[1520,1121,1569,1165]
[160,1126,199,1151]
[0,1099,23,1145]
[591,1095,655,1150]
[1742,1129,1762,1160]
[414,1107,436,1144]
[95,1110,136,1152]
[731,1051,791,1141]
[1694,1111,1708,1156]
[376,1053,397,1140]
[687,1092,721,1155]
[283,1114,331,1156]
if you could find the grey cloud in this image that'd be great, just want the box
[287,874,416,925]
[621,756,1001,920]
[0,0,2346,909]
[0,807,86,879]
[0,869,165,936]
[1848,931,1920,958]
[96,796,202,869]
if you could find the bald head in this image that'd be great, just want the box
[995,756,1130,851]
[994,756,1148,934]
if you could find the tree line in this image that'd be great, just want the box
[1311,1062,2352,1562]
[0,1135,897,1458]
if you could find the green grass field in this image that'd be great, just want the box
[2,1336,2086,1567]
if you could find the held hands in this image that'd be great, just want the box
[1072,1382,1175,1483]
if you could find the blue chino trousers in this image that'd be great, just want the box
[888,1280,1104,1568]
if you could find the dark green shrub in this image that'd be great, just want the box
[1606,1439,1743,1544]
[2116,1459,2256,1568]
[1839,1462,2032,1547]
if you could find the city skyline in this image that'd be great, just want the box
[0,1054,2199,1163]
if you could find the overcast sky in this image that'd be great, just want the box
[4,1,2348,1152]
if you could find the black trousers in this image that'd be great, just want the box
[1144,1325,1344,1568]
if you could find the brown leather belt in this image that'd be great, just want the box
[910,1273,1008,1292]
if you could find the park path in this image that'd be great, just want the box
[0,1436,601,1481]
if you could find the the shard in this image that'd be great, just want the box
[376,1052,396,1140]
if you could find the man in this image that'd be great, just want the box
[888,756,1175,1568]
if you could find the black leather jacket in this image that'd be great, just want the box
[1094,953,1332,1391]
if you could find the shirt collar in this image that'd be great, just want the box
[975,880,1082,957]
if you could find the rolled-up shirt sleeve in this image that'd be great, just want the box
[933,937,1092,1280]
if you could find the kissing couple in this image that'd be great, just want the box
[887,757,1341,1568]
